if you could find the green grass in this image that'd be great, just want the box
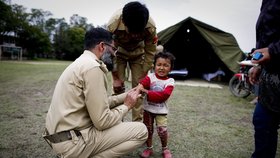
[0,60,70,158]
[0,60,279,158]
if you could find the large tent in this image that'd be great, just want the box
[158,17,244,80]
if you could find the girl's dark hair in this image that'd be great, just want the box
[154,52,176,70]
[84,27,113,50]
[122,1,149,33]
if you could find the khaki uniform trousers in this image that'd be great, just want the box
[51,122,148,158]
[115,47,149,121]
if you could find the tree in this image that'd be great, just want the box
[0,1,15,36]
[17,25,51,58]
[70,14,93,31]
[45,18,57,42]
[53,18,69,59]
[29,8,52,32]
[10,4,29,32]
[63,26,85,60]
[53,15,93,60]
[9,4,53,58]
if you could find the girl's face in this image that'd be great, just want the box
[154,57,172,77]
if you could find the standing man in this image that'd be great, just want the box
[107,1,158,121]
[43,27,148,158]
[249,0,280,157]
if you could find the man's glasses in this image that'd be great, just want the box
[103,42,118,56]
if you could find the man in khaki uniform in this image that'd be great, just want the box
[43,27,148,158]
[107,1,157,121]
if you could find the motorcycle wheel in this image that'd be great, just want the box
[229,76,251,98]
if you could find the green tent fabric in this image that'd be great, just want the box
[158,17,244,79]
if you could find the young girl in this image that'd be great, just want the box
[139,52,175,158]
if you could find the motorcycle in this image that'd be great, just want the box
[229,59,257,98]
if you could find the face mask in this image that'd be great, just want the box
[101,48,114,71]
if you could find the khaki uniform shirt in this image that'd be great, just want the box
[45,50,129,134]
[107,9,157,71]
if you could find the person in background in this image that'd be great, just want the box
[43,27,148,158]
[249,0,280,157]
[139,52,175,158]
[107,1,158,121]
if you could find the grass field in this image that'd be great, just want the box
[0,60,279,158]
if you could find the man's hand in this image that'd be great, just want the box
[135,83,148,94]
[249,66,261,85]
[251,47,271,65]
[124,88,141,110]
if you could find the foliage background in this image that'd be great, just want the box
[1,0,93,60]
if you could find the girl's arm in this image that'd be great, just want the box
[147,85,174,103]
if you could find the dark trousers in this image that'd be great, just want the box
[252,102,280,158]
